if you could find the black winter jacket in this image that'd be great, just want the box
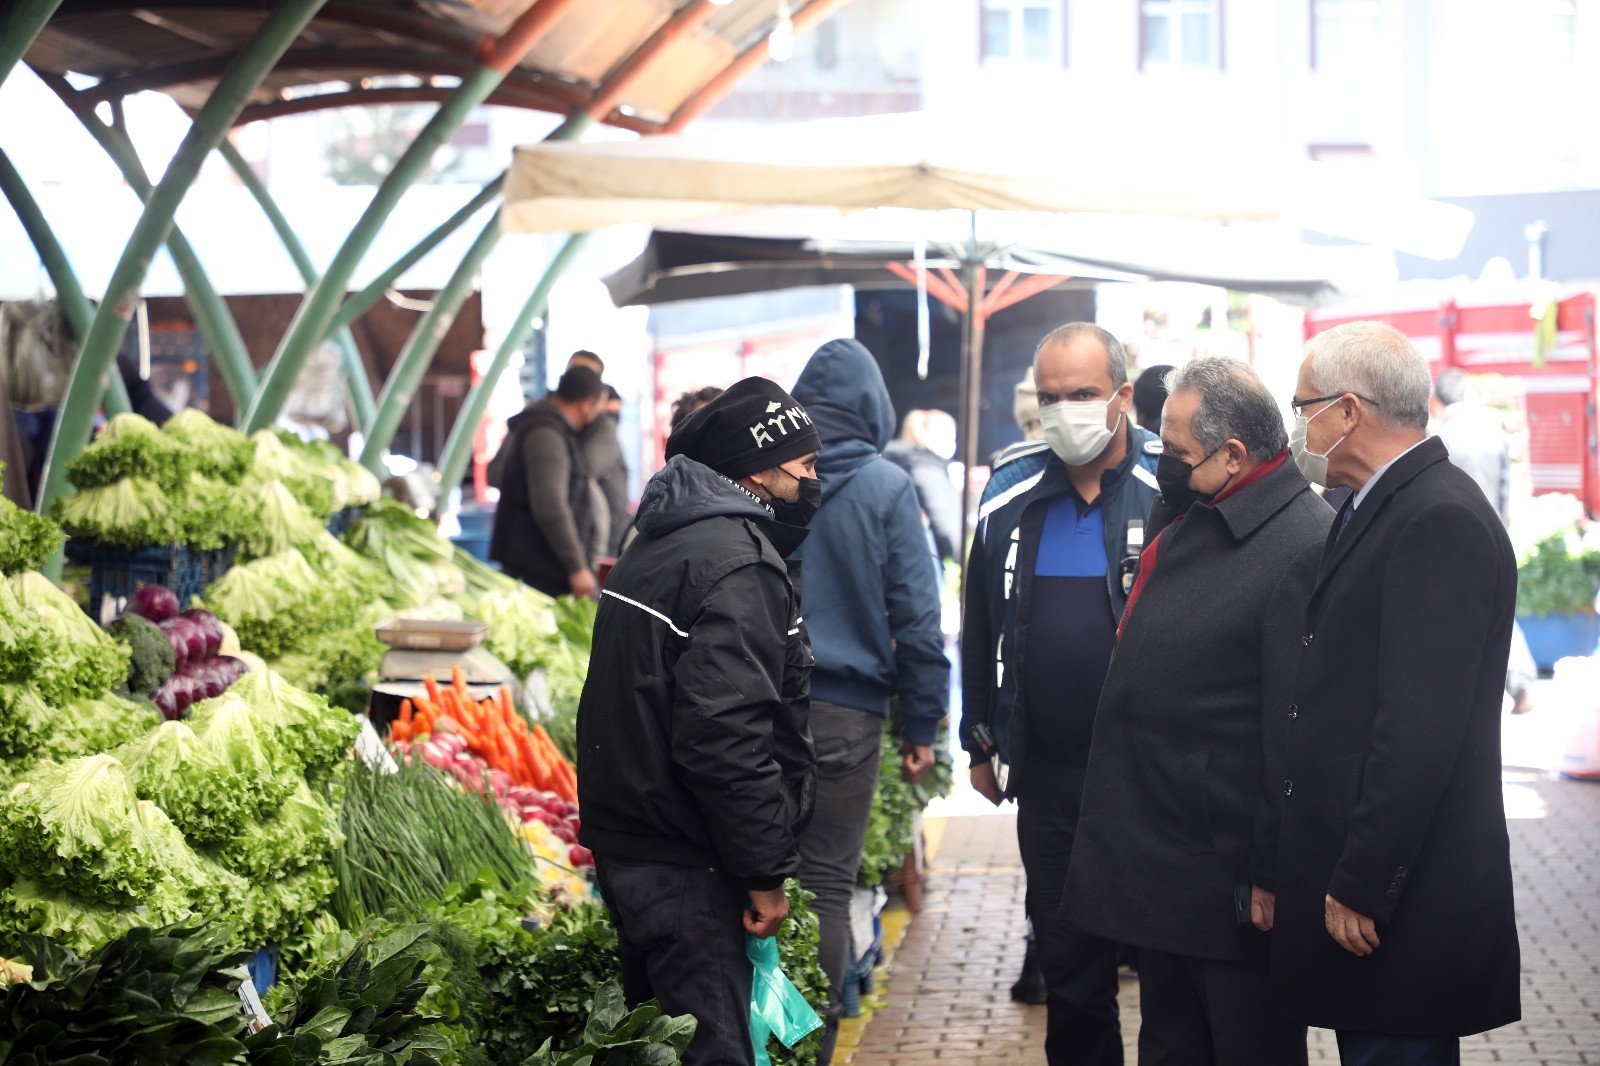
[489,402,594,597]
[575,455,817,890]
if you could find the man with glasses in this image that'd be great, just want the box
[1268,322,1521,1066]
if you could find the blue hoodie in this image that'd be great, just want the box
[789,339,949,745]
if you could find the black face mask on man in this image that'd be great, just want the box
[1155,450,1218,514]
[768,474,822,527]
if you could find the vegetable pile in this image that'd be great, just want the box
[0,461,61,574]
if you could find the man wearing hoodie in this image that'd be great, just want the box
[576,377,821,1066]
[789,340,950,1064]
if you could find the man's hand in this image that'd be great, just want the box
[744,887,790,939]
[901,741,935,783]
[1250,885,1276,932]
[569,569,599,599]
[970,762,1003,806]
[1324,894,1380,956]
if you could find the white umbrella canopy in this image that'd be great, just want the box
[504,111,1474,260]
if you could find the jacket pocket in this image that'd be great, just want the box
[1182,750,1217,856]
[602,859,687,951]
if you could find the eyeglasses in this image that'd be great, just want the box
[1290,392,1380,412]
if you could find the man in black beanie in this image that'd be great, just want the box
[576,376,822,1066]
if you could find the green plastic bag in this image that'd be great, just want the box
[747,932,823,1066]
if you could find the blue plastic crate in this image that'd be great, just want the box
[200,545,236,589]
[246,943,279,996]
[325,506,363,537]
[65,540,207,624]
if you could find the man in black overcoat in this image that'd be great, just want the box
[1271,321,1521,1066]
[1063,357,1330,1065]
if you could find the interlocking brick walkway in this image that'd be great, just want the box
[849,747,1600,1064]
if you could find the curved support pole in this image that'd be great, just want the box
[36,72,258,412]
[434,231,590,500]
[216,139,375,428]
[244,0,586,434]
[326,173,504,336]
[36,0,326,526]
[358,213,503,473]
[0,147,130,418]
[0,0,62,86]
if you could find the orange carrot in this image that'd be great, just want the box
[452,665,470,705]
[500,686,515,723]
[424,674,444,708]
[399,698,414,725]
[390,719,411,743]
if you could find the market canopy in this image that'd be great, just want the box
[504,111,1476,261]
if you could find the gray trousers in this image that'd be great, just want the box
[795,701,885,1066]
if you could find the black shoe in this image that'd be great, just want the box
[1010,941,1047,1005]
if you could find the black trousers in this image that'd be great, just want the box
[1136,948,1308,1066]
[795,702,885,1066]
[594,855,754,1066]
[1017,764,1124,1066]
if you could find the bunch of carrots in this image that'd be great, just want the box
[390,667,577,802]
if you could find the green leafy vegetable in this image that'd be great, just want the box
[0,462,59,574]
[66,412,194,491]
[53,476,179,548]
[10,571,130,703]
[216,778,344,879]
[36,690,163,763]
[523,979,696,1066]
[0,574,47,683]
[179,472,263,550]
[232,669,362,783]
[769,880,832,1066]
[163,407,254,483]
[116,719,253,846]
[0,754,208,909]
[0,682,52,763]
[251,430,340,518]
[0,879,151,955]
[201,549,359,659]
[108,610,176,695]
[238,478,325,561]
[189,691,302,818]
[345,498,465,604]
[233,862,339,951]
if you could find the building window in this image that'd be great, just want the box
[815,17,839,70]
[1311,0,1382,73]
[1140,0,1221,70]
[981,2,1063,65]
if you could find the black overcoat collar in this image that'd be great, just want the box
[1204,454,1314,542]
[1314,435,1447,592]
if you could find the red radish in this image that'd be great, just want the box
[569,845,594,867]
[561,802,580,817]
[552,825,577,844]
[128,585,179,623]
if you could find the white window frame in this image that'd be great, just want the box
[1140,0,1222,71]
[981,1,1064,67]
[1310,0,1384,74]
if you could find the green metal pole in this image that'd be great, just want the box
[36,0,326,526]
[434,230,590,499]
[326,173,504,336]
[0,0,61,85]
[0,147,131,418]
[244,68,526,433]
[39,80,258,411]
[216,140,375,428]
[358,212,504,472]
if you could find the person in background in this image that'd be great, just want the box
[1064,357,1329,1066]
[1430,368,1536,713]
[884,408,962,566]
[962,322,1161,1066]
[1132,363,1175,435]
[577,377,821,1066]
[489,366,606,600]
[788,341,949,1064]
[586,383,629,558]
[1272,322,1521,1066]
[671,386,725,432]
[1016,366,1044,441]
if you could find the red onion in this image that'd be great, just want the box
[128,585,179,623]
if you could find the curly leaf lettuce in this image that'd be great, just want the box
[188,691,301,818]
[178,473,262,551]
[162,408,254,484]
[52,477,179,549]
[237,479,324,561]
[0,575,47,683]
[0,683,52,763]
[200,549,348,659]
[9,572,129,703]
[0,755,208,907]
[0,463,59,574]
[231,669,361,782]
[66,413,195,492]
[116,720,252,846]
[215,778,343,879]
[36,691,162,763]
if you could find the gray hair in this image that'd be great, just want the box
[1164,357,1288,461]
[1034,322,1129,388]
[1434,367,1469,407]
[1305,321,1432,431]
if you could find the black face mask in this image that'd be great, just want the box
[1155,450,1217,514]
[768,475,822,527]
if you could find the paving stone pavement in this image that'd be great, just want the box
[848,765,1600,1065]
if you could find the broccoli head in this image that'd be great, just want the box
[107,612,175,696]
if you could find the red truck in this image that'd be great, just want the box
[1306,285,1599,516]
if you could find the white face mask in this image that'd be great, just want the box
[1289,401,1347,486]
[1039,398,1121,467]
